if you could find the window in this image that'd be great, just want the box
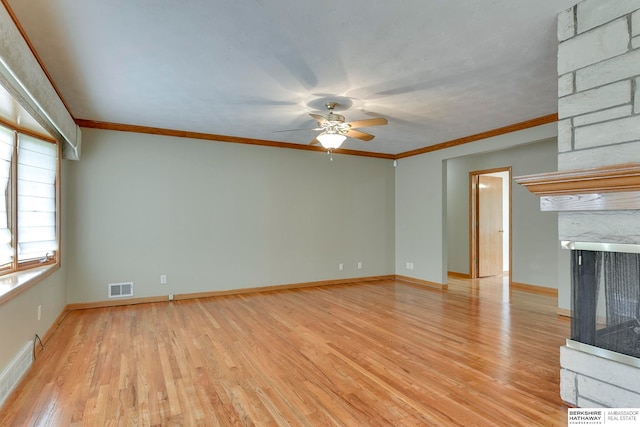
[0,123,58,274]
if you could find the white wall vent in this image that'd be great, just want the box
[0,341,32,409]
[108,282,133,298]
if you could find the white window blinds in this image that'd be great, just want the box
[17,135,57,262]
[0,126,14,268]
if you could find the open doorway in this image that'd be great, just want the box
[469,167,511,280]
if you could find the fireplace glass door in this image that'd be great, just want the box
[571,250,640,359]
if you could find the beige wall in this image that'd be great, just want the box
[65,129,396,303]
[395,122,570,307]
[0,0,75,373]
[446,139,561,288]
[0,121,570,378]
[0,271,67,371]
[1,122,569,375]
[0,162,69,372]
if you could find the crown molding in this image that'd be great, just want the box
[395,114,558,159]
[75,119,396,160]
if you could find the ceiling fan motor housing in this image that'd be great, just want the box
[325,113,345,123]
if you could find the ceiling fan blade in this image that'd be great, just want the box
[346,129,375,141]
[273,127,321,133]
[309,137,320,145]
[309,113,327,124]
[346,117,388,129]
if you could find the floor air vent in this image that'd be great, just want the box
[108,282,133,298]
[0,341,32,408]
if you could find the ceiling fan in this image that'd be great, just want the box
[277,102,388,151]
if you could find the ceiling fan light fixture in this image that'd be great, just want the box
[316,132,346,150]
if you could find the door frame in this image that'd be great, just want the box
[469,167,512,280]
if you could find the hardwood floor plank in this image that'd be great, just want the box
[0,277,571,426]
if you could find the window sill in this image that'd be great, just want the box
[0,263,60,306]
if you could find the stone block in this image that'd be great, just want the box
[633,35,640,49]
[558,119,573,152]
[577,396,607,408]
[560,346,640,394]
[560,367,577,405]
[577,0,640,34]
[559,80,631,119]
[636,77,640,112]
[559,211,640,245]
[558,73,574,97]
[574,114,640,149]
[573,105,632,127]
[560,345,577,368]
[558,7,576,42]
[579,376,640,407]
[559,140,640,170]
[634,9,640,36]
[559,17,629,75]
[576,48,640,91]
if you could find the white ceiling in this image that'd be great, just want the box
[6,0,577,155]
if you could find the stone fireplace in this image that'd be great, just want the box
[518,165,640,407]
[516,0,640,408]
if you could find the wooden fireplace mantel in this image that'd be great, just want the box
[514,163,640,211]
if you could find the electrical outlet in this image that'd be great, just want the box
[160,274,167,284]
[406,262,414,270]
[357,261,363,269]
[37,305,42,321]
[168,294,174,301]
[339,263,344,271]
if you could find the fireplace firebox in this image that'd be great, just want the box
[570,244,640,360]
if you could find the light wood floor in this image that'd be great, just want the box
[0,276,571,426]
